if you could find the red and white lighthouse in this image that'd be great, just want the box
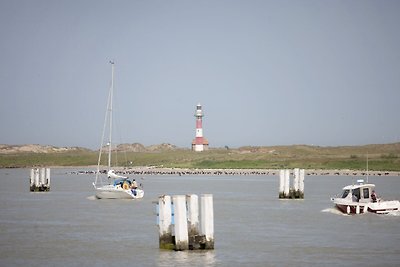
[192,103,209,151]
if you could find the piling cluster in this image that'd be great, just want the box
[158,194,214,251]
[279,168,304,199]
[30,168,51,192]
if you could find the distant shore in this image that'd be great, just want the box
[69,166,400,177]
[2,143,399,171]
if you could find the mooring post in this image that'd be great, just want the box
[34,168,40,188]
[284,169,290,198]
[186,194,200,249]
[200,194,214,249]
[40,168,46,186]
[30,169,35,188]
[293,168,300,198]
[278,168,305,199]
[46,168,51,188]
[158,195,173,249]
[172,195,189,250]
[299,168,305,198]
[279,170,285,198]
[293,168,299,192]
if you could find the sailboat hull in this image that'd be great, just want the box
[94,184,144,199]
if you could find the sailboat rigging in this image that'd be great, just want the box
[93,61,144,199]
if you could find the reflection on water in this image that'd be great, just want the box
[87,195,97,200]
[157,250,216,267]
[385,210,400,216]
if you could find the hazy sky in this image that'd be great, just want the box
[1,0,399,149]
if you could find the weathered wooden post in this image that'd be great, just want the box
[293,168,299,192]
[46,168,51,188]
[299,168,305,198]
[30,168,35,190]
[30,168,51,192]
[172,195,189,251]
[279,170,285,198]
[278,168,304,199]
[187,194,201,249]
[158,195,173,249]
[34,168,40,189]
[40,168,46,186]
[200,194,214,249]
[284,169,290,198]
[291,168,300,198]
[157,193,214,251]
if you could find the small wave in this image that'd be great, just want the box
[87,195,97,200]
[384,210,400,216]
[321,208,349,216]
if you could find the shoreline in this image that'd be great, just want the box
[68,166,400,177]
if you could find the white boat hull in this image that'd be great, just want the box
[94,184,144,199]
[365,200,400,214]
[333,199,400,215]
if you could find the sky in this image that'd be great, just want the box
[1,0,400,149]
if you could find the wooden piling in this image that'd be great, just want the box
[34,168,39,188]
[293,168,300,192]
[279,168,304,199]
[46,168,51,188]
[279,170,285,198]
[200,194,214,249]
[299,168,305,198]
[172,195,189,251]
[40,168,45,185]
[186,194,201,249]
[30,168,50,192]
[157,193,214,251]
[284,169,290,197]
[30,168,35,188]
[158,195,173,249]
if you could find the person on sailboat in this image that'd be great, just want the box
[130,180,138,189]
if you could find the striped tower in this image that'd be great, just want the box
[192,103,207,152]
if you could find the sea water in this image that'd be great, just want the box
[0,168,399,266]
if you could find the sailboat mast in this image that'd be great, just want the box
[108,61,114,170]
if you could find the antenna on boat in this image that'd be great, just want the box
[366,152,369,183]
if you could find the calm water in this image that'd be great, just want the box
[1,168,399,267]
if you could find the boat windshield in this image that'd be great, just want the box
[341,189,350,198]
[352,188,361,200]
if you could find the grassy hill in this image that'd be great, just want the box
[1,143,399,171]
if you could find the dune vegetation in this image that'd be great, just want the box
[1,143,400,171]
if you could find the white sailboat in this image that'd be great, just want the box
[93,61,144,199]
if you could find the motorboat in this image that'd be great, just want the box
[331,179,400,215]
[92,61,144,199]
